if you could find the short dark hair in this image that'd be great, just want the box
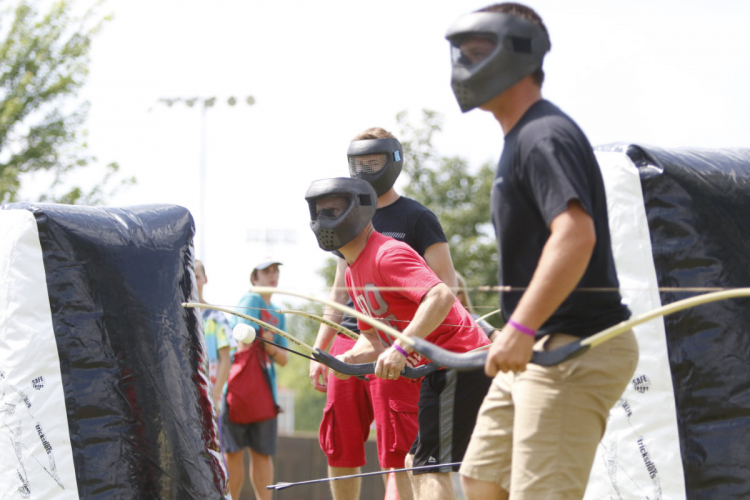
[352,127,396,141]
[477,3,550,86]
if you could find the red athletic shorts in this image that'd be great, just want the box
[369,370,420,468]
[318,334,421,469]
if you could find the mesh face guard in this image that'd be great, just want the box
[311,196,350,222]
[347,138,404,197]
[445,12,550,112]
[305,178,377,251]
[349,154,388,175]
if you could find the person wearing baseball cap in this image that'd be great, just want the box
[222,256,288,500]
[252,258,283,276]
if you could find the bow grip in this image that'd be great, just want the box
[312,350,438,379]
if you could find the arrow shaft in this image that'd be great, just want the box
[268,461,462,490]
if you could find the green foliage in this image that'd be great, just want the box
[276,301,328,432]
[397,109,502,323]
[317,256,337,288]
[0,0,134,205]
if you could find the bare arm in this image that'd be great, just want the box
[309,257,350,391]
[398,283,455,344]
[263,329,288,366]
[212,346,231,411]
[374,283,455,380]
[423,242,458,290]
[485,200,596,375]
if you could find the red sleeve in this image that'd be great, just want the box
[376,246,442,304]
[356,319,369,332]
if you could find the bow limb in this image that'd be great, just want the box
[183,302,315,354]
[476,308,502,322]
[182,302,430,379]
[251,288,421,348]
[250,287,750,369]
[583,287,750,349]
[251,287,482,371]
[532,287,750,366]
[452,287,750,368]
[276,309,359,340]
[408,287,750,368]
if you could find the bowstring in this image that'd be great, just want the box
[255,336,315,362]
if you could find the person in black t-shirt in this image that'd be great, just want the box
[309,127,458,500]
[445,4,639,500]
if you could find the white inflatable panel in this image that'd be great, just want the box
[583,151,687,499]
[0,210,79,499]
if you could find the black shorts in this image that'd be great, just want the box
[219,396,278,456]
[410,368,492,474]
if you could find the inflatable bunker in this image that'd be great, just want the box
[0,204,227,499]
[585,145,750,500]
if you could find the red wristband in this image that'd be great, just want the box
[392,344,409,358]
[508,319,536,337]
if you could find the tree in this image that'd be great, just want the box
[397,109,502,324]
[0,0,133,205]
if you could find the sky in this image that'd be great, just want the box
[60,0,750,309]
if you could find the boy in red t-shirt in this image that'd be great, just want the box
[310,129,457,500]
[306,177,492,500]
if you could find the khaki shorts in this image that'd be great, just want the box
[459,330,639,500]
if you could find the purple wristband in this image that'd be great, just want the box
[392,344,409,358]
[508,319,536,337]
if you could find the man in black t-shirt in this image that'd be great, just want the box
[309,127,458,500]
[445,4,639,500]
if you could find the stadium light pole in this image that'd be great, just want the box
[151,95,256,261]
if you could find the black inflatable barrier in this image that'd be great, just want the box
[0,203,227,499]
[597,144,750,499]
